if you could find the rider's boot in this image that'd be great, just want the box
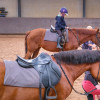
[66,29,69,42]
[57,37,63,49]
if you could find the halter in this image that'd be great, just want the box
[54,56,98,96]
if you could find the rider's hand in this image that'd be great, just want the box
[65,27,69,29]
[65,27,71,31]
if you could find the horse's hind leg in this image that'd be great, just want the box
[32,47,41,58]
[24,51,33,59]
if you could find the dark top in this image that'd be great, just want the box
[55,16,67,30]
[82,41,94,50]
[84,71,98,86]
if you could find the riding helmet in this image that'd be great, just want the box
[60,7,68,16]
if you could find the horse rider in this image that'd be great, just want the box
[55,7,69,49]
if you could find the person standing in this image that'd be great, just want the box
[82,40,94,50]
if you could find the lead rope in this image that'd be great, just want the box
[55,58,97,96]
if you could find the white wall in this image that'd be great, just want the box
[0,0,100,18]
[86,0,100,18]
[21,0,83,18]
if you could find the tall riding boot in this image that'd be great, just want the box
[66,29,69,42]
[57,37,63,49]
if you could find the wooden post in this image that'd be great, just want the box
[83,0,86,17]
[18,0,21,17]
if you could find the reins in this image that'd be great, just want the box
[54,56,97,96]
[68,29,80,46]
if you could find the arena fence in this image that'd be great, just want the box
[0,18,100,35]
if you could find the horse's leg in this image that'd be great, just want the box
[25,41,40,59]
[32,47,41,58]
[24,50,33,59]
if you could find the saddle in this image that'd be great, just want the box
[50,25,57,33]
[50,25,69,43]
[16,53,61,100]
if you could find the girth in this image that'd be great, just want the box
[16,53,61,100]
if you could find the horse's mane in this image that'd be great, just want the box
[72,28,98,35]
[53,50,100,64]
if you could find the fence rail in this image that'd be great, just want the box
[0,18,100,35]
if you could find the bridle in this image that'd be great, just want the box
[96,31,100,49]
[54,56,100,96]
[68,29,80,46]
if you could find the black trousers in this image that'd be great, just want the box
[56,30,63,37]
[87,94,94,100]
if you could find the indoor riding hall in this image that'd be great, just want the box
[0,0,100,100]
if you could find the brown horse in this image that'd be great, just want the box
[24,28,100,59]
[0,50,100,100]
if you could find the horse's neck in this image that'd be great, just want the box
[89,62,100,79]
[76,29,96,44]
[65,63,90,81]
[79,34,94,44]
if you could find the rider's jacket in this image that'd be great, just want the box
[55,16,67,30]
[84,71,98,86]
[82,41,94,50]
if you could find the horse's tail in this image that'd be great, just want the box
[25,31,30,54]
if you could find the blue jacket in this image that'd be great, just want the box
[55,16,67,30]
[82,41,94,50]
[84,71,98,86]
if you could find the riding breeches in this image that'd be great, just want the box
[56,30,63,37]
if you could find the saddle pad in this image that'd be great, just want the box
[44,29,58,42]
[4,60,44,88]
[44,29,68,42]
